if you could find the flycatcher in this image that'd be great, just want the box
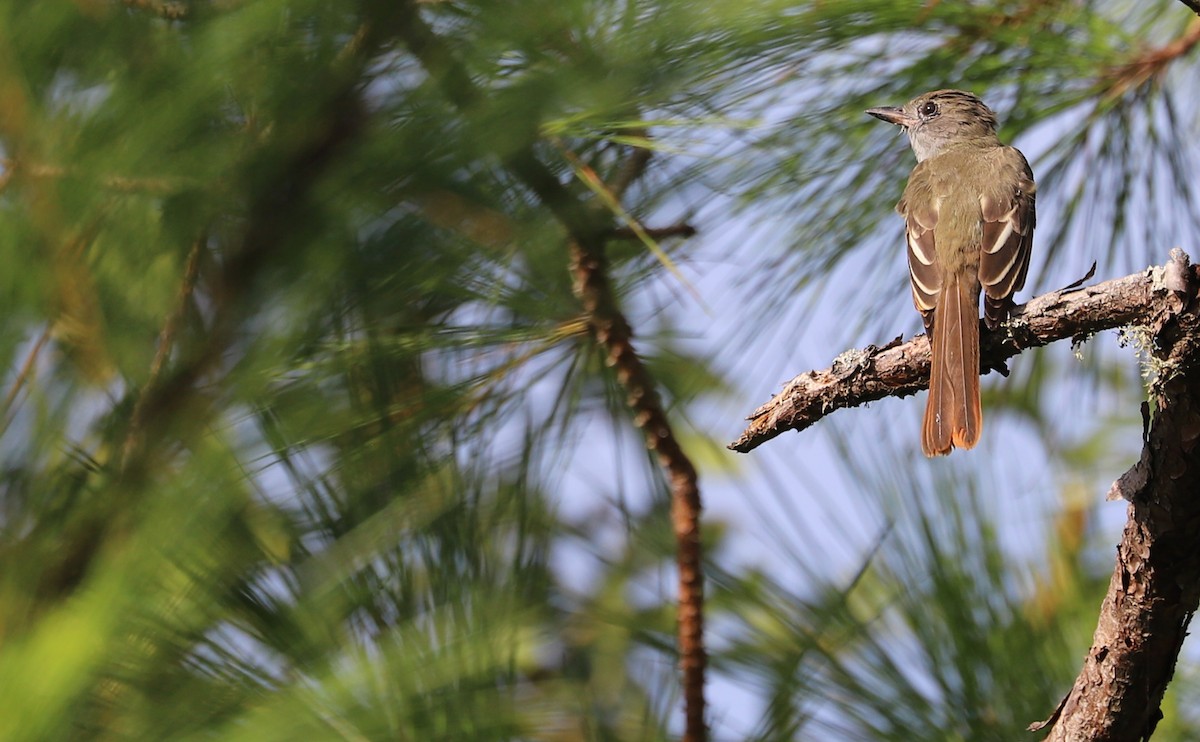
[866,90,1035,456]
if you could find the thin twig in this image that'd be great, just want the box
[121,234,206,468]
[611,223,696,241]
[0,329,52,435]
[1101,15,1200,100]
[2,159,197,194]
[610,127,652,200]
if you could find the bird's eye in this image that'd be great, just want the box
[920,101,939,117]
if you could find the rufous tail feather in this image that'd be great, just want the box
[922,277,981,456]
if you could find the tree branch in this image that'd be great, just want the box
[731,249,1200,737]
[729,261,1170,453]
[1178,0,1200,16]
[1101,15,1200,99]
[1033,249,1200,739]
[122,90,366,475]
[396,5,707,738]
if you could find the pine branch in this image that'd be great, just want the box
[729,261,1171,453]
[1032,249,1200,740]
[396,5,708,739]
[122,90,366,475]
[733,249,1200,738]
[1100,16,1200,99]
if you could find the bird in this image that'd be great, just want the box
[866,89,1035,456]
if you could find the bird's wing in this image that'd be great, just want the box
[978,147,1036,329]
[897,162,941,334]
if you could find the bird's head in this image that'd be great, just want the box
[866,89,999,162]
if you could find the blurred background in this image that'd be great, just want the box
[0,0,1197,739]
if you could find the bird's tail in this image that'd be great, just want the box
[923,276,981,456]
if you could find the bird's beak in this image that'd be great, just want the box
[865,106,916,129]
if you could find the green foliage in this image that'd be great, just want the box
[0,0,1195,739]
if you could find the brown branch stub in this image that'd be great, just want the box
[1040,249,1200,739]
[729,264,1168,453]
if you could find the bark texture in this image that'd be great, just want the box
[1034,250,1200,740]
